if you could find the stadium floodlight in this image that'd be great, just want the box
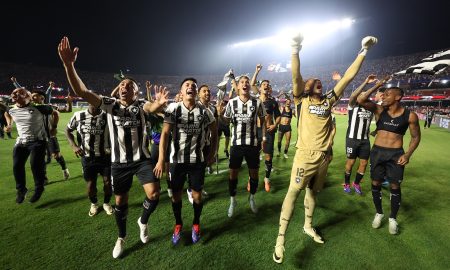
[442,79,448,84]
[228,18,355,49]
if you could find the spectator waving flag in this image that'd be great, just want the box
[395,49,450,75]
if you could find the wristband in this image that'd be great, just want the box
[358,48,368,56]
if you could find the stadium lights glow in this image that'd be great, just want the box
[442,79,448,84]
[228,18,355,49]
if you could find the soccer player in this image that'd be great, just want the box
[277,99,294,159]
[5,88,54,203]
[154,78,217,245]
[424,106,435,128]
[30,89,72,180]
[343,75,379,194]
[251,64,281,192]
[0,98,13,139]
[65,103,114,216]
[273,34,377,264]
[357,83,421,235]
[223,75,267,217]
[58,36,168,258]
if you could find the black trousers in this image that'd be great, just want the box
[13,140,47,192]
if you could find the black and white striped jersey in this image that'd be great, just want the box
[199,101,218,146]
[224,96,266,146]
[8,103,53,144]
[164,102,215,164]
[346,105,373,140]
[67,110,110,157]
[99,96,150,163]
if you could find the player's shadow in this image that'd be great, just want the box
[201,200,281,244]
[35,195,85,209]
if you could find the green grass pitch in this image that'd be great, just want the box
[1,112,449,269]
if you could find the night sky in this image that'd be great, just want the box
[2,0,449,75]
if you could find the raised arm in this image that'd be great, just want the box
[11,77,22,89]
[348,74,376,107]
[143,85,169,113]
[58,37,101,107]
[57,91,73,113]
[397,112,421,166]
[251,64,262,94]
[357,75,390,114]
[291,33,306,99]
[334,36,377,98]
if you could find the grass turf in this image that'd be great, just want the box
[0,112,449,269]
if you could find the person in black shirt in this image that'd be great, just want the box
[357,83,421,235]
[58,37,168,258]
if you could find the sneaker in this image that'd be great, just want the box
[259,155,263,161]
[172,225,182,245]
[303,227,324,244]
[112,238,125,258]
[224,150,230,159]
[207,166,213,174]
[137,217,149,243]
[343,184,351,194]
[264,177,271,192]
[283,153,289,159]
[103,203,114,215]
[187,189,194,204]
[63,169,70,180]
[167,188,173,198]
[16,189,28,204]
[227,197,237,218]
[352,182,363,195]
[202,190,209,197]
[273,245,285,264]
[249,195,258,213]
[382,180,389,187]
[88,203,99,217]
[29,190,44,203]
[191,224,201,244]
[389,218,399,235]
[372,213,384,229]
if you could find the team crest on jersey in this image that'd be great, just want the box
[103,97,115,105]
[130,106,139,115]
[99,119,106,126]
[250,106,255,111]
[29,109,34,114]
[197,114,204,122]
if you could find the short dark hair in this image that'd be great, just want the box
[180,77,197,87]
[121,77,139,87]
[261,79,270,85]
[377,87,386,93]
[198,84,209,90]
[386,86,404,97]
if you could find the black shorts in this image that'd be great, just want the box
[229,145,260,170]
[263,131,276,155]
[81,155,111,181]
[218,124,230,137]
[370,145,405,184]
[346,138,371,160]
[111,159,157,195]
[169,163,205,192]
[278,124,292,133]
[48,137,60,154]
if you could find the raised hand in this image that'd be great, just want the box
[255,64,262,72]
[10,77,17,83]
[365,74,377,84]
[49,81,55,87]
[154,85,169,105]
[291,32,304,52]
[361,36,378,50]
[332,71,342,81]
[58,36,79,66]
